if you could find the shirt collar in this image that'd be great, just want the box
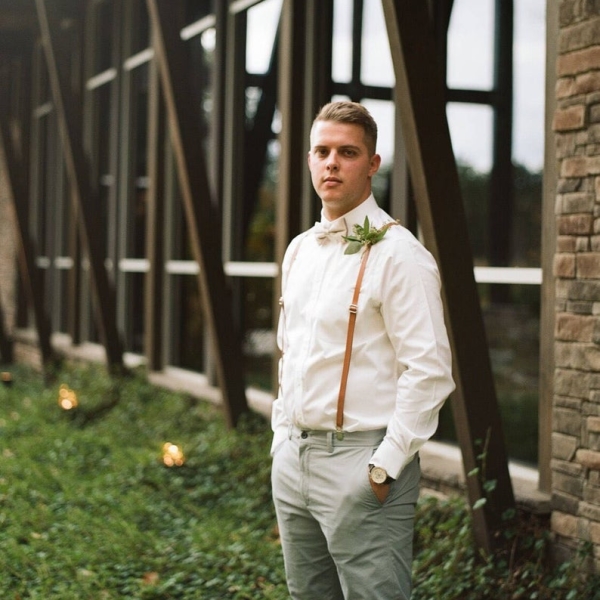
[319,194,378,232]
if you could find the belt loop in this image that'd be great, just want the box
[327,432,334,453]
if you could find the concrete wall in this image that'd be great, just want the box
[552,0,600,566]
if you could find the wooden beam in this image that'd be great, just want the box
[35,0,124,372]
[146,0,248,427]
[0,64,54,369]
[382,0,516,553]
[144,57,165,372]
[538,0,559,493]
[275,0,306,260]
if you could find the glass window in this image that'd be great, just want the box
[166,275,206,372]
[242,277,275,390]
[332,0,353,83]
[361,0,394,87]
[436,283,541,465]
[125,64,149,259]
[246,0,282,74]
[186,0,213,25]
[447,102,494,173]
[361,99,394,210]
[513,0,545,171]
[187,29,215,142]
[94,0,114,73]
[130,0,150,55]
[447,0,494,91]
[91,84,113,259]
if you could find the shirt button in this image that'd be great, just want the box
[301,431,308,439]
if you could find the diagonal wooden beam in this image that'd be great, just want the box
[35,0,124,373]
[382,0,515,553]
[0,65,54,369]
[146,0,248,427]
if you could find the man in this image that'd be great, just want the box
[271,101,455,599]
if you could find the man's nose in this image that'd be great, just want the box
[326,153,339,170]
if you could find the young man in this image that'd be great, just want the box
[271,101,455,599]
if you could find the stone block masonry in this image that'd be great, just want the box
[554,2,600,568]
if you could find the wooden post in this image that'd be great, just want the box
[382,0,516,553]
[35,0,124,373]
[146,0,249,427]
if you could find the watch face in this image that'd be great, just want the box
[370,466,387,484]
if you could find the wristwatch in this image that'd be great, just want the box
[369,464,390,485]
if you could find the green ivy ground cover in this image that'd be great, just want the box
[0,362,598,599]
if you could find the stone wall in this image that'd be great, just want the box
[552,1,600,566]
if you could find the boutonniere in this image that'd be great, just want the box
[342,216,399,255]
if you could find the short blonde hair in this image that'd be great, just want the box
[313,101,378,156]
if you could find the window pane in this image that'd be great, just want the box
[242,277,275,390]
[447,0,494,90]
[435,283,540,465]
[166,275,205,372]
[513,0,545,171]
[447,103,493,173]
[361,0,394,87]
[332,0,352,83]
[94,0,114,73]
[124,65,149,259]
[186,0,213,25]
[246,0,282,74]
[360,99,393,209]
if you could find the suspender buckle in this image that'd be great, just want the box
[349,303,357,314]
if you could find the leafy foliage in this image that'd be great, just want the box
[342,216,399,254]
[413,496,600,600]
[0,363,598,599]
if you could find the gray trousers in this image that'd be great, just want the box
[271,427,420,600]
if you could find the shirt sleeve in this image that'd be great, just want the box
[269,236,304,455]
[369,238,455,479]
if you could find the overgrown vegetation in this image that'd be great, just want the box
[0,363,598,599]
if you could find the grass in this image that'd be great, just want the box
[0,362,598,599]
[0,363,285,599]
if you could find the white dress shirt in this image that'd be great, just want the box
[271,195,455,479]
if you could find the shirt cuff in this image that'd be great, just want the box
[370,437,410,481]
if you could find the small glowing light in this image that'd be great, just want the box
[162,442,185,467]
[58,384,78,410]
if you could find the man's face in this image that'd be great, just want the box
[307,120,381,221]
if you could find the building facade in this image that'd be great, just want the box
[1,0,599,564]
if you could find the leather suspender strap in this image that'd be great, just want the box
[336,245,372,437]
[281,225,392,438]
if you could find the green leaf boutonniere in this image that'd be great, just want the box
[343,216,399,255]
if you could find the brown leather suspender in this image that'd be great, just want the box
[281,221,396,437]
[335,245,371,438]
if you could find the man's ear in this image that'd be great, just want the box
[368,153,382,177]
